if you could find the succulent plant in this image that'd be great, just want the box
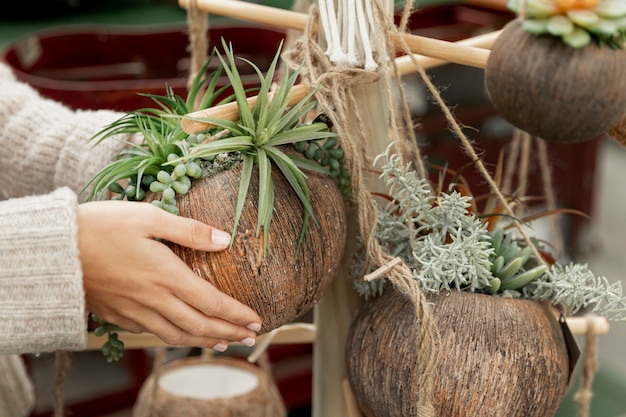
[85,41,348,361]
[508,0,626,47]
[356,144,626,321]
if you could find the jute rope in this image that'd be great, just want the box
[186,0,209,110]
[283,5,439,415]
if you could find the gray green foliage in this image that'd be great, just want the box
[356,144,626,321]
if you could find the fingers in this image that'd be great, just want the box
[146,205,232,251]
[170,271,263,332]
[115,312,229,350]
[99,304,247,351]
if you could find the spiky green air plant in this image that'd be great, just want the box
[182,40,338,250]
[508,0,626,48]
[84,41,343,361]
[356,144,626,321]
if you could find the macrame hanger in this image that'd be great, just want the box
[317,0,382,70]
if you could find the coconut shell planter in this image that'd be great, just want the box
[147,153,345,333]
[346,290,570,417]
[344,148,626,417]
[485,0,626,143]
[87,43,348,360]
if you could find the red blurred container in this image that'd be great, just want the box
[2,23,285,111]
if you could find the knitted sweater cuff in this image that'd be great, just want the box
[0,188,87,354]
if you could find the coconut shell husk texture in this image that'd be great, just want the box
[147,154,346,334]
[486,19,626,143]
[133,356,286,417]
[609,114,626,146]
[346,290,570,417]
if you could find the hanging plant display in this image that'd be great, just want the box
[346,146,626,417]
[347,290,569,417]
[485,0,626,143]
[86,43,348,361]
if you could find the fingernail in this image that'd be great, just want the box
[212,342,228,352]
[247,322,262,332]
[241,337,256,347]
[211,229,231,248]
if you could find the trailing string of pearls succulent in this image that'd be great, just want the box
[508,0,626,47]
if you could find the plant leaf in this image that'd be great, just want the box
[232,154,254,243]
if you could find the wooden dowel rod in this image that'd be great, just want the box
[178,0,490,69]
[181,28,501,134]
[178,0,309,31]
[391,31,490,69]
[564,316,610,336]
[86,322,316,351]
[397,30,501,74]
[181,83,309,133]
[85,316,608,350]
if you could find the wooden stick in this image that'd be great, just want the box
[86,322,316,351]
[564,316,610,336]
[363,257,403,282]
[181,29,500,134]
[179,0,309,31]
[178,0,490,69]
[396,30,501,75]
[181,83,309,134]
[85,315,608,351]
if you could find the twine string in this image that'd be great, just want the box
[186,0,209,110]
[284,4,440,415]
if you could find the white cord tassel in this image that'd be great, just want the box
[319,0,346,64]
[317,0,385,71]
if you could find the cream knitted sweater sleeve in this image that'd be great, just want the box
[0,63,129,354]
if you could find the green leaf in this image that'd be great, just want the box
[256,148,274,239]
[290,155,332,175]
[217,40,255,129]
[232,154,254,243]
[547,15,574,36]
[268,124,336,147]
[186,136,254,161]
[265,146,317,225]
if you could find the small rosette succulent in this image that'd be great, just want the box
[508,0,626,48]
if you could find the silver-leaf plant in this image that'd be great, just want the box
[355,144,626,321]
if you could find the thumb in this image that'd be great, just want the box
[150,207,231,251]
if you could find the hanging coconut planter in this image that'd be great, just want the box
[133,355,286,417]
[87,43,349,362]
[485,18,626,143]
[145,153,346,333]
[346,290,571,417]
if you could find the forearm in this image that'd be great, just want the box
[0,64,129,201]
[0,188,87,355]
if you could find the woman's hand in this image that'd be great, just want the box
[77,201,262,351]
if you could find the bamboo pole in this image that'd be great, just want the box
[178,0,490,69]
[85,315,608,350]
[181,30,500,134]
[181,83,309,134]
[86,322,316,350]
